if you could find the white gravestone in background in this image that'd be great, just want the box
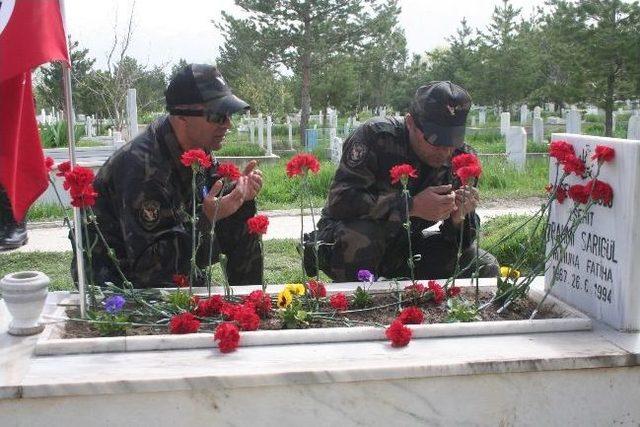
[257,114,264,149]
[546,133,640,331]
[479,109,486,125]
[520,105,529,125]
[286,116,293,149]
[471,116,476,127]
[500,112,510,135]
[126,88,138,141]
[612,113,616,133]
[506,126,527,170]
[533,106,542,119]
[533,117,544,144]
[628,113,640,140]
[566,109,581,134]
[266,115,273,156]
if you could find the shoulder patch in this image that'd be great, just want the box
[345,141,369,167]
[139,200,161,231]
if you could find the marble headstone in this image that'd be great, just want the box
[471,116,477,127]
[566,110,581,134]
[500,112,511,135]
[546,133,640,331]
[533,117,544,144]
[533,106,542,119]
[479,109,486,125]
[520,105,529,125]
[257,114,264,149]
[628,114,640,141]
[506,126,527,170]
[612,113,616,133]
[126,88,138,141]
[266,116,273,156]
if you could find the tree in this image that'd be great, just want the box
[217,0,402,145]
[35,38,96,114]
[544,0,640,136]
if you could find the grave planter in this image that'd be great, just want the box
[0,271,49,336]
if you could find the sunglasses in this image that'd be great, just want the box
[168,108,232,124]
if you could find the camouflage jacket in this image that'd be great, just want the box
[320,116,479,246]
[88,115,256,288]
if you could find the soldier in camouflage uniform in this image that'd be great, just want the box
[83,64,263,288]
[305,81,499,282]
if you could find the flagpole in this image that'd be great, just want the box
[59,0,87,318]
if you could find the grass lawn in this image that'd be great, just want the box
[0,214,543,292]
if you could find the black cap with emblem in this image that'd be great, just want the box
[165,63,250,115]
[409,81,471,148]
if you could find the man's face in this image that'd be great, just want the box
[181,106,232,152]
[407,114,456,168]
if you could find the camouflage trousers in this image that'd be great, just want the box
[305,218,499,283]
[74,217,263,289]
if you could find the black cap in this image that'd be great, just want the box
[165,64,249,115]
[409,81,471,147]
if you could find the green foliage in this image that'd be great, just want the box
[480,214,546,274]
[478,156,549,199]
[165,289,192,310]
[39,121,85,148]
[216,143,265,157]
[445,297,481,323]
[352,286,373,309]
[88,310,130,336]
[278,298,310,329]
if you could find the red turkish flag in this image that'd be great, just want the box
[0,0,70,221]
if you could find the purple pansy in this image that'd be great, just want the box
[104,295,126,314]
[357,269,375,283]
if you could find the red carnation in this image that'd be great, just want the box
[427,280,446,304]
[404,283,426,300]
[214,322,240,353]
[56,160,71,177]
[549,140,575,163]
[62,166,98,208]
[194,295,225,317]
[180,149,212,169]
[172,274,188,288]
[556,186,568,204]
[389,163,418,185]
[568,184,590,204]
[585,179,613,205]
[591,145,615,164]
[169,312,201,334]
[286,153,320,177]
[330,293,349,311]
[306,279,327,298]
[385,319,412,347]
[452,153,482,185]
[220,302,241,320]
[242,290,272,318]
[44,156,55,173]
[397,306,424,325]
[233,305,261,331]
[246,215,269,235]
[562,154,585,176]
[447,286,461,298]
[217,162,241,181]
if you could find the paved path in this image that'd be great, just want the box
[1,206,540,254]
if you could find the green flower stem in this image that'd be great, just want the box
[451,188,467,289]
[206,193,222,297]
[189,170,197,295]
[402,184,415,283]
[303,175,320,281]
[48,176,74,234]
[299,172,307,279]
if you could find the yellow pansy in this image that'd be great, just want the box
[500,266,521,280]
[277,289,293,308]
[285,283,305,296]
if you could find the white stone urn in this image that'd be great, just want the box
[0,271,49,336]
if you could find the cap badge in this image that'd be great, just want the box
[446,104,456,116]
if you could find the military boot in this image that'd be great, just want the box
[1,220,28,250]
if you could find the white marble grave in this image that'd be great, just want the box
[628,113,640,140]
[533,106,542,119]
[520,105,529,125]
[546,133,640,331]
[533,117,544,144]
[478,108,486,125]
[566,109,582,134]
[126,88,138,141]
[506,126,527,170]
[500,112,510,135]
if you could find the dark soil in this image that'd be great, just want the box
[61,288,556,339]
